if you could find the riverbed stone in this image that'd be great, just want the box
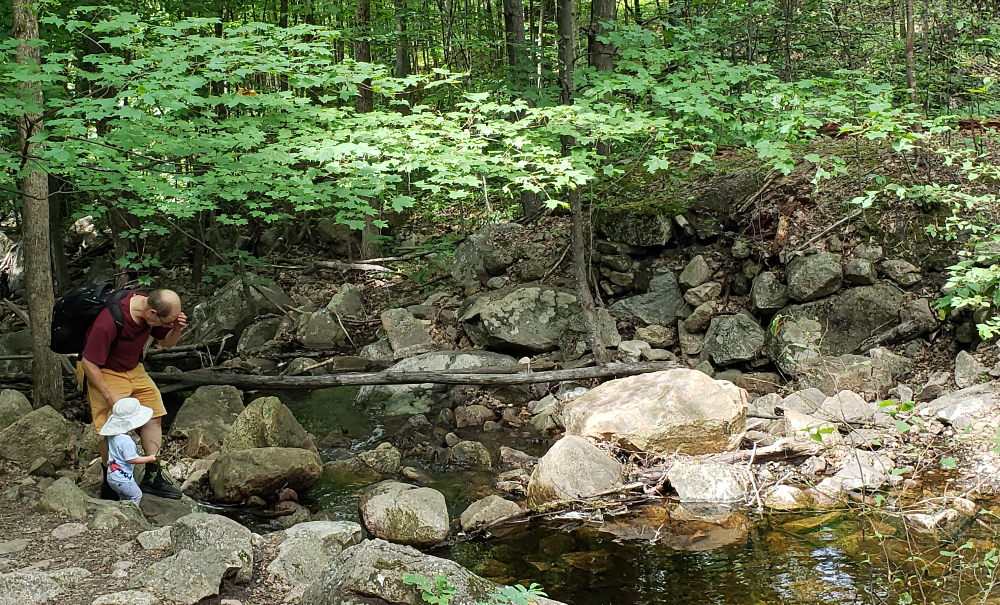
[610,271,687,326]
[955,351,988,389]
[703,314,766,365]
[455,404,496,428]
[460,495,522,531]
[451,223,523,293]
[130,548,231,604]
[881,260,922,286]
[816,390,874,423]
[267,521,363,586]
[679,255,712,289]
[209,447,323,503]
[635,324,676,348]
[381,309,437,359]
[185,277,293,345]
[751,272,789,312]
[460,285,619,353]
[783,410,844,447]
[0,390,30,431]
[222,396,316,453]
[0,406,77,469]
[564,369,747,454]
[843,259,877,285]
[617,340,651,363]
[450,441,493,470]
[778,284,903,356]
[763,485,814,510]
[795,350,912,397]
[356,351,517,416]
[359,481,450,546]
[169,386,245,448]
[682,301,717,333]
[667,462,744,503]
[918,383,1000,422]
[0,570,62,604]
[527,436,623,507]
[594,207,672,247]
[684,282,722,307]
[300,539,566,605]
[295,310,348,349]
[786,252,842,302]
[357,443,401,475]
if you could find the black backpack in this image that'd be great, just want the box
[50,283,130,355]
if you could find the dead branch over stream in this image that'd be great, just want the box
[145,361,679,390]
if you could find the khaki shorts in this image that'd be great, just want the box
[76,362,165,432]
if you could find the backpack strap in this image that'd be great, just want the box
[105,289,132,341]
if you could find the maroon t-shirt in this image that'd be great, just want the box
[81,292,171,372]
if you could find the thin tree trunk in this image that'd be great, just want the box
[14,0,63,410]
[355,0,379,258]
[557,0,608,363]
[395,0,410,79]
[589,0,616,160]
[905,0,917,106]
[47,175,70,293]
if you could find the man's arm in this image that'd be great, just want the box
[154,312,187,349]
[80,357,120,405]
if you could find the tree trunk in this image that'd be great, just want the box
[47,175,70,294]
[557,0,608,363]
[394,0,410,79]
[14,0,64,410]
[905,0,917,107]
[589,0,615,160]
[354,0,374,114]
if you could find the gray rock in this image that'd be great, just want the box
[137,527,172,551]
[38,478,91,520]
[564,369,747,454]
[130,548,231,604]
[300,539,567,605]
[451,223,523,292]
[955,351,988,389]
[751,272,789,312]
[48,567,91,586]
[460,496,521,531]
[185,277,293,345]
[209,447,323,503]
[358,443,401,475]
[786,253,843,302]
[684,282,722,307]
[765,316,823,376]
[667,462,744,503]
[919,384,1000,422]
[460,285,619,353]
[0,539,26,556]
[236,317,283,355]
[139,494,200,528]
[783,410,843,447]
[610,271,686,326]
[455,404,496,428]
[285,357,327,376]
[450,441,492,470]
[635,324,676,348]
[222,396,316,453]
[381,309,437,359]
[679,255,712,289]
[778,284,904,355]
[359,482,449,546]
[777,388,827,415]
[91,590,163,605]
[0,570,61,605]
[683,301,718,333]
[881,260,922,286]
[295,310,348,349]
[267,521,363,586]
[677,321,703,356]
[359,338,394,362]
[0,406,77,469]
[816,451,894,494]
[854,244,883,261]
[168,386,245,447]
[732,239,751,259]
[0,390,31,431]
[843,259,877,286]
[356,351,517,416]
[171,513,253,584]
[795,350,912,397]
[594,207,672,247]
[601,253,633,272]
[486,276,509,289]
[327,284,364,317]
[703,314,765,365]
[617,340,651,363]
[527,436,623,507]
[816,390,874,423]
[763,485,814,511]
[0,330,33,375]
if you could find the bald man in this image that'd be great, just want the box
[77,288,186,500]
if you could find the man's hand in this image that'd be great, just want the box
[171,312,187,332]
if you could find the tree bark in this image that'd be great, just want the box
[354,0,374,114]
[904,0,918,107]
[589,0,616,159]
[558,0,608,363]
[14,0,64,410]
[394,0,410,79]
[47,175,71,294]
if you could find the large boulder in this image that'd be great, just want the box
[0,389,31,431]
[222,396,316,453]
[526,435,623,507]
[451,223,523,293]
[184,277,293,345]
[786,252,843,302]
[778,284,904,355]
[130,548,231,604]
[703,314,766,365]
[170,513,253,583]
[0,570,62,604]
[667,462,745,503]
[563,369,747,455]
[795,349,912,397]
[300,539,567,605]
[610,271,687,326]
[381,309,436,359]
[356,351,517,416]
[296,309,348,349]
[359,481,449,546]
[209,447,323,503]
[459,285,619,353]
[236,316,283,355]
[765,316,824,376]
[0,406,77,469]
[267,521,364,586]
[594,206,673,247]
[168,386,245,447]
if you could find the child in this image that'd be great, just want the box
[99,397,157,504]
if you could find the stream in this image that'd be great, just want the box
[198,387,1000,605]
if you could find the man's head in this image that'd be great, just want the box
[144,289,182,327]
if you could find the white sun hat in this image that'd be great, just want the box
[99,397,153,436]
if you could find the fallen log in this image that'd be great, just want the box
[146,361,680,390]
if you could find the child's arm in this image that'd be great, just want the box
[127,455,157,464]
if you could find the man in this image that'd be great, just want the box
[77,288,186,500]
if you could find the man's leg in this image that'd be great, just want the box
[131,365,180,499]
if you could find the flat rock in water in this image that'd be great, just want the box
[667,462,744,503]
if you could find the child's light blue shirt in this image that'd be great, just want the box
[107,434,139,481]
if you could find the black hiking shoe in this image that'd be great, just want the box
[100,465,120,501]
[139,463,181,500]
